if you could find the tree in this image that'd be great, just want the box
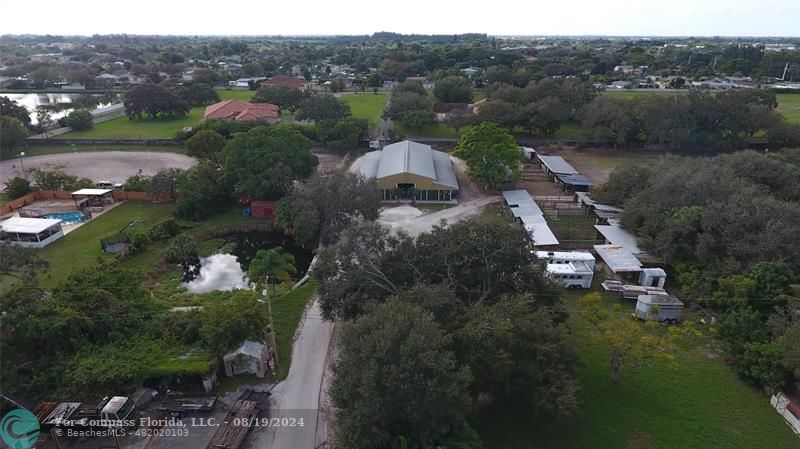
[252,85,308,114]
[4,176,33,199]
[148,167,186,200]
[475,99,520,130]
[767,120,800,149]
[123,84,189,119]
[296,95,351,122]
[175,163,230,220]
[445,109,476,134]
[0,116,28,158]
[35,109,53,136]
[173,83,219,106]
[388,91,434,130]
[186,129,226,166]
[65,109,93,130]
[123,174,151,191]
[433,76,473,103]
[0,97,32,129]
[331,300,473,449]
[247,247,297,286]
[0,241,48,281]
[579,293,690,383]
[669,77,686,89]
[453,122,521,189]
[316,118,369,154]
[29,167,93,191]
[393,79,427,96]
[66,68,91,86]
[165,234,199,265]
[200,291,267,357]
[30,66,57,88]
[222,125,317,200]
[285,170,381,246]
[522,97,569,135]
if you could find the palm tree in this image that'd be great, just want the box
[248,247,297,287]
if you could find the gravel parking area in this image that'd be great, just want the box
[2,151,196,185]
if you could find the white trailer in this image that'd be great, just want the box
[546,261,594,289]
[535,250,596,270]
[635,294,684,323]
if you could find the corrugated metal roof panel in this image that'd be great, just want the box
[537,155,579,174]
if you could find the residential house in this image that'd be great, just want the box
[261,75,311,90]
[432,102,472,121]
[203,100,279,123]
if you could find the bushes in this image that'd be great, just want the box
[165,234,199,265]
[65,109,94,130]
[148,217,181,241]
[4,176,33,199]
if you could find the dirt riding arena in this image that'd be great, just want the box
[1,151,197,185]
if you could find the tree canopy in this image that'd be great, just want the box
[222,124,317,200]
[453,121,521,189]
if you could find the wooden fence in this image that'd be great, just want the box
[1,190,173,216]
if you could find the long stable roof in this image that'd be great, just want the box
[501,190,559,246]
[537,155,579,175]
[595,224,645,256]
[575,191,624,213]
[594,244,643,273]
[359,140,458,189]
[71,188,113,196]
[0,217,62,234]
[556,173,593,187]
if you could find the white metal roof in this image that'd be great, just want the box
[502,189,544,218]
[642,267,667,277]
[575,192,624,212]
[594,225,644,255]
[537,155,579,175]
[101,396,129,415]
[71,188,113,196]
[525,222,559,246]
[360,141,458,189]
[223,340,265,361]
[594,244,643,273]
[0,217,62,234]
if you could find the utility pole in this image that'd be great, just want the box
[263,275,279,375]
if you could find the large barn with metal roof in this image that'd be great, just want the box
[359,140,459,203]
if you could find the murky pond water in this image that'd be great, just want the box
[181,231,313,294]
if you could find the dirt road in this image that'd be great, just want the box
[1,151,196,185]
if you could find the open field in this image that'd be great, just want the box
[340,92,388,129]
[217,89,255,101]
[36,201,173,287]
[777,93,800,123]
[61,107,204,139]
[477,284,799,449]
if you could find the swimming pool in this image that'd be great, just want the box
[43,212,88,224]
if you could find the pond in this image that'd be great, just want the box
[181,231,313,294]
[1,93,121,125]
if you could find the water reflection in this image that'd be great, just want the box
[0,93,120,124]
[182,254,250,294]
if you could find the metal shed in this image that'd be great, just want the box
[537,155,579,175]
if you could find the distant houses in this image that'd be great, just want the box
[432,102,472,121]
[261,75,312,90]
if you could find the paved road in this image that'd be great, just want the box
[245,299,334,449]
[1,151,196,185]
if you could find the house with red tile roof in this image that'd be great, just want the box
[261,75,312,90]
[203,100,279,123]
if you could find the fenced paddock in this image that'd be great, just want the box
[537,197,602,250]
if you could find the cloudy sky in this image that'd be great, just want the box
[2,0,798,36]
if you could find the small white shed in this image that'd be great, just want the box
[639,268,667,288]
[223,340,268,378]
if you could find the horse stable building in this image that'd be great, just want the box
[359,140,459,203]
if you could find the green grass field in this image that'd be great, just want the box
[777,93,800,124]
[36,202,173,287]
[217,90,255,101]
[340,92,389,129]
[61,107,205,140]
[477,286,798,449]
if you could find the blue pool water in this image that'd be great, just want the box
[43,212,88,224]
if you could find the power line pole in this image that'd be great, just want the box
[263,275,279,376]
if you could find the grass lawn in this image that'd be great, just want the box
[60,107,205,140]
[271,281,319,379]
[217,90,255,101]
[777,93,800,124]
[340,92,389,130]
[36,201,173,287]
[476,286,799,449]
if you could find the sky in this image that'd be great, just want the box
[2,0,798,37]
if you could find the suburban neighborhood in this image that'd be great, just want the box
[1,8,800,449]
